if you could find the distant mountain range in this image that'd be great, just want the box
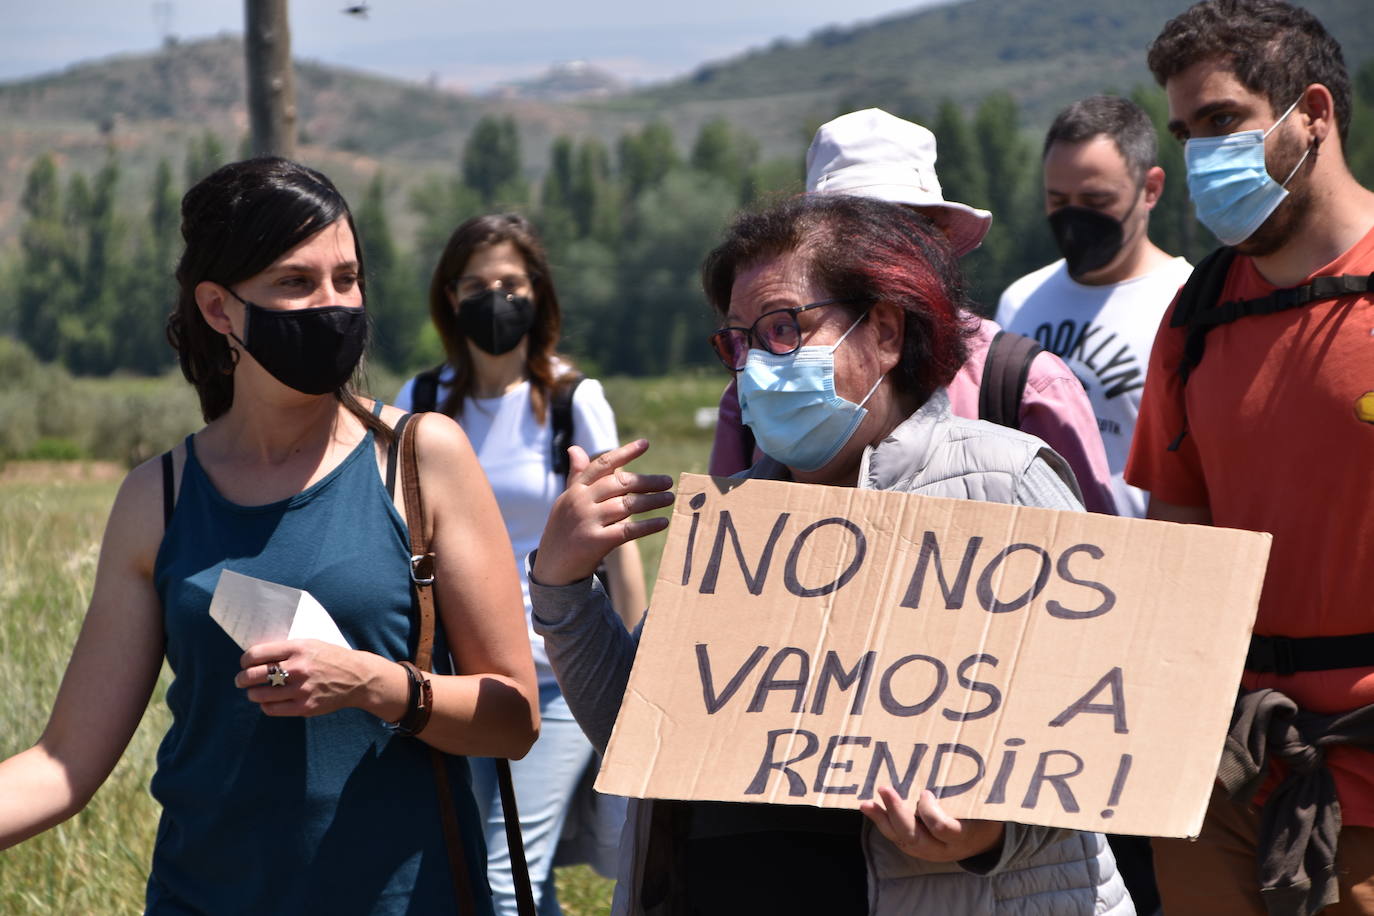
[0,0,1369,245]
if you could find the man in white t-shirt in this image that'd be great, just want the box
[997,95,1193,520]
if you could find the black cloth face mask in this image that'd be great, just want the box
[226,289,368,395]
[1048,202,1136,278]
[457,288,536,356]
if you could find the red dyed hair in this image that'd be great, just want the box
[701,194,975,406]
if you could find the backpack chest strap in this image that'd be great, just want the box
[1188,273,1374,330]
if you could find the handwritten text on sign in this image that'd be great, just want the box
[596,475,1269,838]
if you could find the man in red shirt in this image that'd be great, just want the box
[1128,1,1374,913]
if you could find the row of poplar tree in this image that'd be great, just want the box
[6,71,1374,380]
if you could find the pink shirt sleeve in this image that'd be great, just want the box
[708,378,755,477]
[951,319,1116,515]
[1017,350,1118,515]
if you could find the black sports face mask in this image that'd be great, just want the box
[457,288,536,355]
[226,289,367,395]
[1048,203,1133,279]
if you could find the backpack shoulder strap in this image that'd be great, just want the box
[550,373,585,481]
[978,330,1043,430]
[410,363,447,414]
[1169,246,1238,384]
[161,450,175,528]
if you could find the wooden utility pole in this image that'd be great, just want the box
[244,0,297,158]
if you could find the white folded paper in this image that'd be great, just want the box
[209,568,350,651]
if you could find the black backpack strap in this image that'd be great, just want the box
[978,330,1043,430]
[161,451,175,528]
[410,363,446,414]
[550,373,584,481]
[386,412,413,500]
[1170,247,1239,385]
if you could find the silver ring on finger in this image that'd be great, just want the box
[267,664,289,687]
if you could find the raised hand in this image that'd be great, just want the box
[532,439,675,587]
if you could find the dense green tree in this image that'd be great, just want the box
[1348,60,1374,189]
[357,173,427,372]
[690,118,759,202]
[961,93,1041,310]
[408,175,483,297]
[462,115,526,207]
[185,131,225,186]
[15,155,72,363]
[618,122,680,201]
[617,170,739,374]
[933,100,990,215]
[539,136,579,250]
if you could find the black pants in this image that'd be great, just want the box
[682,829,868,915]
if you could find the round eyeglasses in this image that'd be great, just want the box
[708,299,867,371]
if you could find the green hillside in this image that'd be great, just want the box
[613,0,1374,128]
[4,0,1374,383]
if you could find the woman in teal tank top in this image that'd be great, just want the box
[0,158,539,915]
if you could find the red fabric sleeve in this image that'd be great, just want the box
[1124,293,1210,508]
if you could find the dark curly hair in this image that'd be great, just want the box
[701,194,974,409]
[166,156,386,440]
[1147,0,1351,145]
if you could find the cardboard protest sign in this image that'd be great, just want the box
[597,474,1270,838]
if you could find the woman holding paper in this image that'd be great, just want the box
[0,157,538,915]
[528,195,1134,914]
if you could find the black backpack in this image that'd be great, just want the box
[977,330,1045,430]
[408,364,584,479]
[1164,246,1374,449]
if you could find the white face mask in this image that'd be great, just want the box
[1183,96,1311,246]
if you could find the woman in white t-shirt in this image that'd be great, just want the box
[396,213,646,916]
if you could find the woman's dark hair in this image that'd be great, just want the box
[701,194,974,408]
[166,156,388,440]
[1148,0,1351,145]
[427,213,567,422]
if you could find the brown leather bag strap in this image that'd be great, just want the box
[398,413,476,912]
[398,412,536,916]
[398,412,436,672]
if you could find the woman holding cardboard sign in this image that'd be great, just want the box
[0,158,538,914]
[529,195,1133,914]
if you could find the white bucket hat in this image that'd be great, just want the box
[805,108,993,257]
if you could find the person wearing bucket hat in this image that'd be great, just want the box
[709,108,1116,517]
[805,107,993,257]
[996,96,1192,521]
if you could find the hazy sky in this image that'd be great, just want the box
[4,0,948,90]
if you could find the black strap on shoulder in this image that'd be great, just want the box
[550,374,585,481]
[1247,632,1374,676]
[1165,246,1374,450]
[410,364,446,414]
[386,412,413,500]
[1170,246,1240,386]
[161,451,175,527]
[978,330,1043,430]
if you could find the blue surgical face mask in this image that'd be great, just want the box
[1184,97,1312,246]
[737,314,883,472]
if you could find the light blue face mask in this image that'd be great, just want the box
[1184,97,1312,246]
[737,314,884,472]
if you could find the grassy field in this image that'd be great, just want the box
[0,371,726,914]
